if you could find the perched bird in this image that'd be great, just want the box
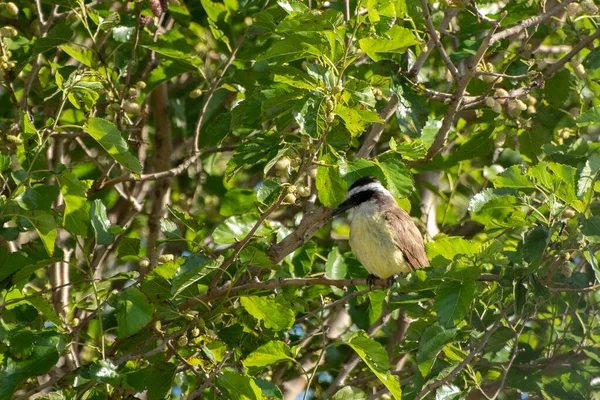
[332,176,428,282]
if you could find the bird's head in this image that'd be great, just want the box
[331,176,392,217]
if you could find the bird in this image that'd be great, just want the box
[332,176,429,284]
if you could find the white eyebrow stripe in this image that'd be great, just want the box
[347,182,387,198]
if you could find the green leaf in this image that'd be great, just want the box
[276,8,344,33]
[518,125,552,163]
[331,387,368,400]
[242,341,293,368]
[389,138,427,161]
[0,330,63,399]
[258,34,329,62]
[257,179,283,206]
[84,118,142,174]
[117,237,140,260]
[334,103,381,136]
[88,360,120,385]
[544,69,571,107]
[358,25,419,62]
[581,216,600,243]
[215,371,263,400]
[201,111,232,147]
[583,46,600,70]
[345,331,402,400]
[0,153,10,171]
[240,296,295,331]
[146,60,192,93]
[326,247,347,279]
[417,323,457,376]
[160,218,183,240]
[57,169,90,237]
[213,213,273,245]
[17,185,59,211]
[576,105,600,127]
[494,165,534,189]
[255,378,283,399]
[468,188,516,213]
[577,154,600,198]
[90,199,114,245]
[171,255,222,297]
[316,153,347,208]
[25,210,58,257]
[435,280,476,328]
[30,23,73,59]
[273,66,319,90]
[220,188,256,217]
[426,237,481,267]
[376,152,414,198]
[340,158,385,185]
[111,287,154,338]
[523,226,549,268]
[147,362,177,400]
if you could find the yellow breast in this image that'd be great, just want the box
[349,212,410,278]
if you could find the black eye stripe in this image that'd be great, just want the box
[350,190,375,205]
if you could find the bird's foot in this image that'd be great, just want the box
[366,274,378,290]
[386,275,398,287]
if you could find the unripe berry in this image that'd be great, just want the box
[494,88,509,98]
[139,257,150,268]
[158,254,174,263]
[559,262,573,277]
[515,99,527,111]
[128,87,139,98]
[5,134,22,144]
[244,16,253,26]
[177,335,188,347]
[0,26,18,38]
[573,63,587,78]
[275,157,291,171]
[283,193,297,204]
[191,327,200,337]
[189,88,202,99]
[581,0,599,14]
[326,99,335,113]
[123,101,141,115]
[6,2,19,16]
[567,3,580,16]
[135,81,146,90]
[507,100,522,117]
[297,186,311,197]
[485,97,502,113]
[494,130,507,147]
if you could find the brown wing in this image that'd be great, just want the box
[385,207,429,270]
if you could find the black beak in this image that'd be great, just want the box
[332,198,355,217]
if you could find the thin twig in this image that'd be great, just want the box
[409,8,459,77]
[414,308,507,400]
[418,0,459,80]
[409,12,506,168]
[489,0,575,45]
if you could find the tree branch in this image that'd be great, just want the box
[489,0,574,45]
[414,308,507,400]
[355,94,399,158]
[180,274,500,311]
[418,0,460,80]
[408,8,459,77]
[409,12,506,168]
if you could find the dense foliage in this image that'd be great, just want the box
[1,0,600,398]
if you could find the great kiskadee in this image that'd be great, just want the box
[332,176,428,280]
